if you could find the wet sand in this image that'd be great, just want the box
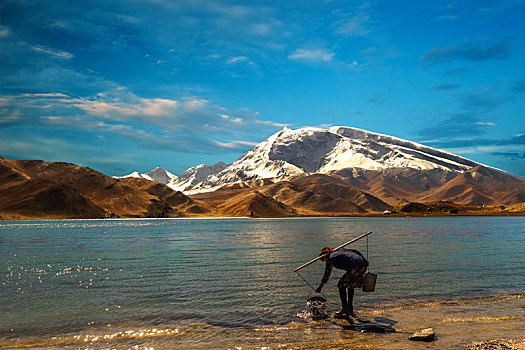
[2,293,523,349]
[245,293,525,349]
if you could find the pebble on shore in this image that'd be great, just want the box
[467,338,525,350]
[408,328,436,342]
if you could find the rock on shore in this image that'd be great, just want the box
[467,338,525,350]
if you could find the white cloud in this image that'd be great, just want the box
[214,140,258,148]
[256,120,289,127]
[141,98,178,116]
[31,45,74,60]
[2,88,287,154]
[21,93,69,98]
[181,98,207,113]
[436,14,460,21]
[288,48,334,63]
[226,56,249,64]
[448,145,520,154]
[347,60,366,70]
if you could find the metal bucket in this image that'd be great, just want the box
[305,295,327,320]
[362,272,377,292]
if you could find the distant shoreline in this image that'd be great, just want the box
[2,212,524,221]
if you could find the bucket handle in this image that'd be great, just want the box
[307,290,327,300]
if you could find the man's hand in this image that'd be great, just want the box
[315,282,325,293]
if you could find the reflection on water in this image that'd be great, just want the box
[1,217,524,348]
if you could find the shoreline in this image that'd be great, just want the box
[2,292,524,349]
[2,212,525,221]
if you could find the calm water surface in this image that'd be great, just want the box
[1,217,524,348]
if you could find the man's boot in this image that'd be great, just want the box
[334,287,349,318]
[347,287,355,316]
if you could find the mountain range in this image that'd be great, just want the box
[2,126,525,219]
[118,126,525,206]
[120,126,496,193]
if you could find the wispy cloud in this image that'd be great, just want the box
[421,38,511,66]
[21,93,69,98]
[226,56,250,64]
[334,12,370,36]
[288,48,334,63]
[256,120,289,127]
[1,89,285,155]
[251,23,272,35]
[213,140,258,149]
[70,95,179,119]
[31,45,74,60]
[476,122,495,126]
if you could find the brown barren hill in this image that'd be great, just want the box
[0,179,107,219]
[259,174,390,215]
[194,188,295,217]
[118,178,210,216]
[419,166,525,206]
[2,156,524,219]
[330,166,525,206]
[0,156,207,219]
[192,173,390,216]
[332,168,460,205]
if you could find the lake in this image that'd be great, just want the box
[1,217,524,349]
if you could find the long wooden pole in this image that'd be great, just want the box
[293,231,372,272]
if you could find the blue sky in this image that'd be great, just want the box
[1,0,524,177]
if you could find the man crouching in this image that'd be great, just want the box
[315,247,369,318]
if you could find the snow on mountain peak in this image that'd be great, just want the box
[116,126,486,195]
[114,167,177,185]
[146,167,177,184]
[186,126,483,193]
[328,126,479,171]
[167,161,228,192]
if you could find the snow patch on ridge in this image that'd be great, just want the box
[168,161,228,192]
[114,167,176,184]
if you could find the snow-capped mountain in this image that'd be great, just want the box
[188,126,484,193]
[168,161,228,192]
[115,126,491,195]
[115,167,177,184]
[145,167,178,184]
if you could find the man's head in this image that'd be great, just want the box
[319,247,333,262]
